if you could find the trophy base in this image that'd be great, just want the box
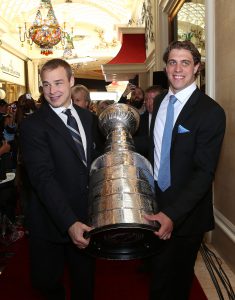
[85,223,161,260]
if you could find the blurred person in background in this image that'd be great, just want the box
[71,84,91,110]
[0,100,9,136]
[0,99,18,224]
[0,99,8,117]
[15,93,38,230]
[118,83,145,114]
[97,100,114,116]
[0,120,16,224]
[88,101,97,114]
[134,85,165,158]
[2,113,17,169]
[71,84,105,156]
[15,93,37,125]
[0,99,17,171]
[37,86,46,107]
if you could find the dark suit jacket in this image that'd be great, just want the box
[20,102,95,243]
[149,88,226,236]
[134,111,150,158]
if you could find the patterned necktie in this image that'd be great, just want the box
[63,109,87,166]
[158,95,177,191]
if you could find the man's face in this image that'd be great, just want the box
[41,66,74,108]
[72,90,88,109]
[144,91,161,113]
[130,87,144,102]
[165,48,200,94]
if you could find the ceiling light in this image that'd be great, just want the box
[18,0,73,56]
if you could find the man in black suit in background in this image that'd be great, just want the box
[134,85,164,157]
[20,59,95,300]
[145,41,226,300]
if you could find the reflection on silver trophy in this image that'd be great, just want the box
[86,103,160,260]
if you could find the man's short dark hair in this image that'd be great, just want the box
[163,41,201,77]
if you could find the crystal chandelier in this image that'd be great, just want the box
[19,0,63,56]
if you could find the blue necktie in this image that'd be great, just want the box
[63,109,87,166]
[158,95,177,191]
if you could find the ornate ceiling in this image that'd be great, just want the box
[0,1,206,81]
[0,0,144,79]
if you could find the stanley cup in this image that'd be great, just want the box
[86,103,160,260]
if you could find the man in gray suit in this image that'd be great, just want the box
[146,41,226,300]
[20,59,95,300]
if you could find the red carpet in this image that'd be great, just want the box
[0,236,207,300]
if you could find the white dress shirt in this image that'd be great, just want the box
[148,113,152,133]
[50,101,87,159]
[153,82,197,181]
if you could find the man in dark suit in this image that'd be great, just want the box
[20,59,95,300]
[145,41,226,300]
[134,85,164,157]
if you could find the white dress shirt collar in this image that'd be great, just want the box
[169,82,197,105]
[49,101,73,116]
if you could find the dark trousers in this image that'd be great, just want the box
[149,234,203,300]
[29,237,95,300]
[16,164,31,228]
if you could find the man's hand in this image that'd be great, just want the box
[145,212,173,240]
[123,83,136,97]
[68,221,93,249]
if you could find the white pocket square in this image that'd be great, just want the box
[178,125,190,133]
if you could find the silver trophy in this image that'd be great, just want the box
[86,103,160,260]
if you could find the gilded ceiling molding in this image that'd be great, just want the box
[141,0,155,49]
[145,49,155,71]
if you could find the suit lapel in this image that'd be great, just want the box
[172,88,201,143]
[73,105,92,166]
[40,103,84,162]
